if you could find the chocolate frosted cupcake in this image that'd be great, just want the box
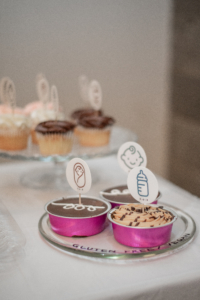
[35,120,75,155]
[75,115,115,147]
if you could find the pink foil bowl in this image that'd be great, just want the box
[45,196,111,237]
[108,205,177,248]
[100,186,162,208]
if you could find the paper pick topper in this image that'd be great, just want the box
[0,77,16,108]
[88,80,102,111]
[79,75,89,105]
[5,78,16,111]
[51,85,59,116]
[127,166,158,205]
[37,76,49,105]
[0,77,10,104]
[66,158,92,194]
[117,142,147,173]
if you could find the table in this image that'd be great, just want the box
[0,156,200,300]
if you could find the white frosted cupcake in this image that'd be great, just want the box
[0,114,30,151]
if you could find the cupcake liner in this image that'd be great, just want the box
[75,126,112,147]
[0,128,30,151]
[36,131,74,155]
[0,127,30,137]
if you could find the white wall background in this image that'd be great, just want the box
[0,0,172,177]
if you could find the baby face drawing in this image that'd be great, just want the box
[121,146,144,170]
[74,163,86,188]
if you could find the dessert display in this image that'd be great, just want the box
[75,115,115,147]
[45,196,111,237]
[100,184,161,208]
[35,120,75,156]
[108,203,177,247]
[0,114,30,151]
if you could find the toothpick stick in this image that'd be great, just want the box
[79,193,81,205]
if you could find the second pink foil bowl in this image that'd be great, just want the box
[108,205,177,248]
[100,185,162,208]
[45,196,111,237]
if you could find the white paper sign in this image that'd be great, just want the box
[88,80,102,110]
[51,85,59,115]
[79,75,89,105]
[127,166,158,204]
[117,142,147,173]
[6,79,16,110]
[0,77,10,104]
[66,158,92,194]
[37,77,49,105]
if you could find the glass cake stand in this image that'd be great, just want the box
[38,203,196,263]
[0,126,137,189]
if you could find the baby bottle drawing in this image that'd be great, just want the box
[137,170,149,197]
[74,163,86,188]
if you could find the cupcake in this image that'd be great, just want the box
[45,196,111,237]
[71,108,103,137]
[23,101,53,116]
[30,108,65,144]
[75,115,115,147]
[108,203,177,248]
[100,184,161,208]
[0,114,30,151]
[35,120,75,156]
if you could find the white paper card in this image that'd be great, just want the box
[88,80,102,110]
[66,158,92,194]
[37,77,49,104]
[6,79,16,110]
[79,75,89,105]
[51,85,59,115]
[117,142,147,173]
[127,166,158,204]
[0,77,10,104]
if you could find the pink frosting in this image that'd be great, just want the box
[23,101,54,115]
[0,105,25,115]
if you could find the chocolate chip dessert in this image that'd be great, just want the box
[108,203,177,247]
[111,203,175,228]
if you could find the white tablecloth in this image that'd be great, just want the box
[0,156,200,300]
